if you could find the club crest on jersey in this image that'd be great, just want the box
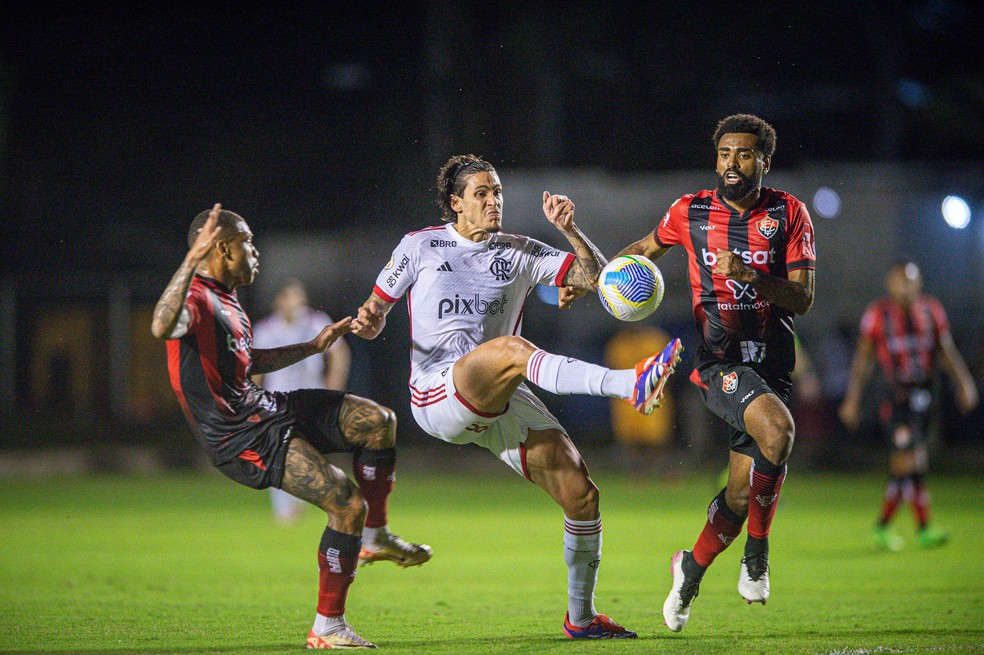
[489,256,512,281]
[756,217,778,239]
[722,371,738,394]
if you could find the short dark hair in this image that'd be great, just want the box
[187,208,246,248]
[712,114,777,158]
[436,154,497,222]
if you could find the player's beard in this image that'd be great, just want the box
[717,169,760,204]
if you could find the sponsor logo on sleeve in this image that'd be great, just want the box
[385,255,410,288]
[530,244,560,258]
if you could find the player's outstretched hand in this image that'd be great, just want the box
[542,191,575,233]
[352,301,386,339]
[558,285,589,310]
[188,203,224,264]
[312,317,353,353]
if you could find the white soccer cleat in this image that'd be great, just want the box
[306,625,377,649]
[358,530,432,568]
[662,550,700,632]
[738,553,770,604]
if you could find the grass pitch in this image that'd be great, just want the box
[1,457,981,654]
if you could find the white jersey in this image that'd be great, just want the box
[373,222,574,387]
[252,307,333,391]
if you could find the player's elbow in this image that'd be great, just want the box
[150,321,168,340]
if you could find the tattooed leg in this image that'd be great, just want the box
[281,437,366,534]
[337,395,397,450]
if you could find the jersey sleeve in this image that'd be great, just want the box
[182,280,207,335]
[928,296,951,344]
[785,198,816,271]
[373,235,418,303]
[653,196,689,249]
[523,238,575,287]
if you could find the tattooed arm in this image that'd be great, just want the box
[541,191,606,291]
[151,204,223,339]
[251,317,353,374]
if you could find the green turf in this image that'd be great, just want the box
[1,465,982,654]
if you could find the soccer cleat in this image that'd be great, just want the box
[871,525,904,552]
[916,525,949,549]
[358,531,432,568]
[662,550,701,632]
[631,338,684,415]
[306,626,377,649]
[563,612,638,639]
[738,553,770,604]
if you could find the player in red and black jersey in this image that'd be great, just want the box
[614,114,815,631]
[839,261,977,551]
[151,204,430,650]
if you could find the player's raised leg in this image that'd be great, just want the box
[280,437,376,649]
[453,335,682,416]
[523,428,637,639]
[333,394,432,568]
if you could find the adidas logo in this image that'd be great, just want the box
[437,262,453,272]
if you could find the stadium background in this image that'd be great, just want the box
[0,1,982,477]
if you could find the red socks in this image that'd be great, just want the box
[353,448,396,529]
[316,528,361,617]
[692,489,745,568]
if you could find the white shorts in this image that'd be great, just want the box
[410,362,566,479]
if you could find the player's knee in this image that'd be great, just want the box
[725,486,750,517]
[563,479,599,519]
[494,335,537,365]
[376,405,397,447]
[761,419,794,465]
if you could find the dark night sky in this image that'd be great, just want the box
[1,1,982,277]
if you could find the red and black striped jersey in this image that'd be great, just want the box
[166,275,291,465]
[654,187,815,377]
[860,294,949,387]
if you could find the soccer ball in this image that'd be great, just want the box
[597,255,664,321]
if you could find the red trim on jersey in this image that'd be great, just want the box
[511,288,531,335]
[519,442,532,482]
[407,225,447,236]
[553,253,576,287]
[166,339,197,426]
[373,284,399,304]
[238,449,267,471]
[689,368,707,388]
[409,383,448,407]
[453,390,508,418]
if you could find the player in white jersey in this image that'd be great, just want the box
[253,278,351,524]
[352,154,684,640]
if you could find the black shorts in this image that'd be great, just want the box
[215,389,351,490]
[879,386,933,452]
[693,361,791,457]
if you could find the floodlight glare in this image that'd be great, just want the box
[941,195,971,229]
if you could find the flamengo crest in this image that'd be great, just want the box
[756,217,778,239]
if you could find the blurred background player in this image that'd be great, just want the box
[253,278,352,524]
[839,260,978,551]
[603,324,678,482]
[612,114,816,632]
[352,154,682,640]
[152,204,429,649]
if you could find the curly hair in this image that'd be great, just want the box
[187,208,245,248]
[712,114,777,158]
[436,154,497,222]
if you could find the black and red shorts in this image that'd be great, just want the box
[692,361,791,457]
[215,389,350,490]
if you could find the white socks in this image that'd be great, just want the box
[313,612,347,635]
[564,515,602,627]
[526,350,635,399]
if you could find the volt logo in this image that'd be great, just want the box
[726,279,757,301]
